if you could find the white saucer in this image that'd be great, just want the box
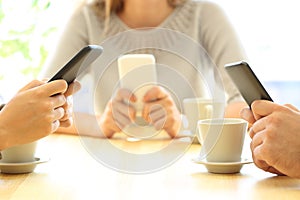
[0,157,49,174]
[192,157,253,174]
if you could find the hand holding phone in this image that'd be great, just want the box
[225,61,273,107]
[118,54,157,115]
[118,54,157,126]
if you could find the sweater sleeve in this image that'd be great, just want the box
[198,2,247,104]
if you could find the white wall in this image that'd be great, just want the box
[213,0,300,81]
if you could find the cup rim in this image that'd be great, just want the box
[183,98,224,104]
[197,118,248,125]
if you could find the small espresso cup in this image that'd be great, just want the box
[183,98,225,143]
[197,118,248,162]
[0,141,37,163]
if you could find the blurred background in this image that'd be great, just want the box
[0,0,79,101]
[0,0,299,108]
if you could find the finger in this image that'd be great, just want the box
[114,111,132,130]
[148,105,166,123]
[252,143,276,172]
[53,107,65,121]
[284,103,299,112]
[40,80,68,96]
[142,101,156,120]
[143,102,163,122]
[19,80,45,92]
[251,100,278,120]
[152,117,166,131]
[143,95,172,118]
[61,96,73,114]
[240,108,255,125]
[52,120,60,132]
[101,116,122,134]
[51,94,67,108]
[59,119,72,127]
[115,88,136,102]
[253,158,272,172]
[115,115,132,130]
[250,117,268,138]
[251,145,284,175]
[143,86,167,102]
[250,130,265,149]
[60,107,72,121]
[266,166,285,175]
[64,81,81,96]
[109,120,122,133]
[248,128,255,139]
[250,140,271,171]
[112,101,136,122]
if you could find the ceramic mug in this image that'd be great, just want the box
[0,141,37,163]
[198,118,248,162]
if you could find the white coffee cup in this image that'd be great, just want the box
[183,98,225,143]
[0,141,37,163]
[197,118,248,162]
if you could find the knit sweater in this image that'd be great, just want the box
[40,0,247,113]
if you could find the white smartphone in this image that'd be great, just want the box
[225,61,273,107]
[118,54,157,125]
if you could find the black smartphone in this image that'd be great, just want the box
[225,61,273,107]
[48,45,103,84]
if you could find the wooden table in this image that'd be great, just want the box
[1,133,299,200]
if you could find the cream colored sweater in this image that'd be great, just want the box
[40,0,247,113]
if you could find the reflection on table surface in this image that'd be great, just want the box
[0,132,299,200]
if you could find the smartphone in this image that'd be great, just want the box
[225,61,273,107]
[118,54,157,111]
[118,54,157,126]
[48,45,103,84]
